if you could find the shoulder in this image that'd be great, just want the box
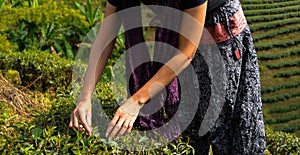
[181,0,207,10]
[107,0,121,7]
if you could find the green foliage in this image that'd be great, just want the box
[244,5,300,16]
[75,0,103,27]
[242,1,300,10]
[263,91,300,104]
[250,17,300,32]
[1,0,300,154]
[253,24,300,41]
[0,50,85,91]
[255,34,300,50]
[246,12,300,23]
[268,102,300,114]
[0,92,194,154]
[241,0,292,4]
[27,0,38,7]
[5,0,42,7]
[261,81,300,94]
[266,59,300,69]
[4,70,22,85]
[273,69,300,78]
[275,123,300,134]
[0,35,18,52]
[0,0,4,10]
[266,113,300,125]
[2,97,300,154]
[0,0,89,59]
[265,125,300,155]
[258,46,300,60]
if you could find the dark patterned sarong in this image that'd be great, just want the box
[184,0,266,154]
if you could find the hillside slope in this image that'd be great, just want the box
[241,0,300,136]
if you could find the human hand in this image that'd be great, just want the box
[106,98,143,138]
[69,99,92,136]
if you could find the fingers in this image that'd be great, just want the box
[109,117,125,138]
[69,113,73,128]
[127,121,134,134]
[117,121,130,137]
[73,111,80,129]
[106,114,120,137]
[78,110,92,136]
[87,112,92,127]
[106,111,136,138]
[69,109,92,136]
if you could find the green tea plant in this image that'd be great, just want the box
[0,50,85,91]
[268,101,300,114]
[265,125,300,155]
[75,0,103,27]
[0,83,195,154]
[242,1,300,10]
[241,0,293,4]
[263,91,300,104]
[253,24,300,41]
[0,0,4,10]
[261,81,300,94]
[244,5,300,16]
[0,35,18,52]
[258,45,300,60]
[0,0,89,59]
[250,17,300,32]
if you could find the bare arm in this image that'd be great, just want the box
[106,2,208,137]
[132,3,208,104]
[69,2,121,135]
[79,3,120,101]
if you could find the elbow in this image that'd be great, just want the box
[185,48,197,63]
[178,42,197,63]
[187,52,195,62]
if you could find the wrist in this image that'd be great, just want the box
[131,93,149,105]
[77,93,92,103]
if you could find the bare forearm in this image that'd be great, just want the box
[79,41,115,101]
[132,52,192,104]
[132,2,207,104]
[78,3,120,101]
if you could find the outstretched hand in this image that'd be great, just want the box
[69,100,92,136]
[106,98,143,138]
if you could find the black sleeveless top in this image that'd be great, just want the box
[107,0,208,10]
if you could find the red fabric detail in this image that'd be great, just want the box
[234,48,241,60]
[201,6,246,44]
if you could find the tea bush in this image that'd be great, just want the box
[0,50,83,91]
[263,91,300,103]
[252,24,300,41]
[0,0,89,59]
[250,17,300,32]
[273,69,300,78]
[0,93,195,154]
[261,81,300,94]
[244,5,300,16]
[242,1,300,10]
[0,35,18,52]
[2,96,300,154]
[268,102,300,114]
[0,0,125,60]
[265,113,300,125]
[257,45,300,60]
[265,125,300,155]
[266,59,300,69]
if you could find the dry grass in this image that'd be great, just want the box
[0,73,42,118]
